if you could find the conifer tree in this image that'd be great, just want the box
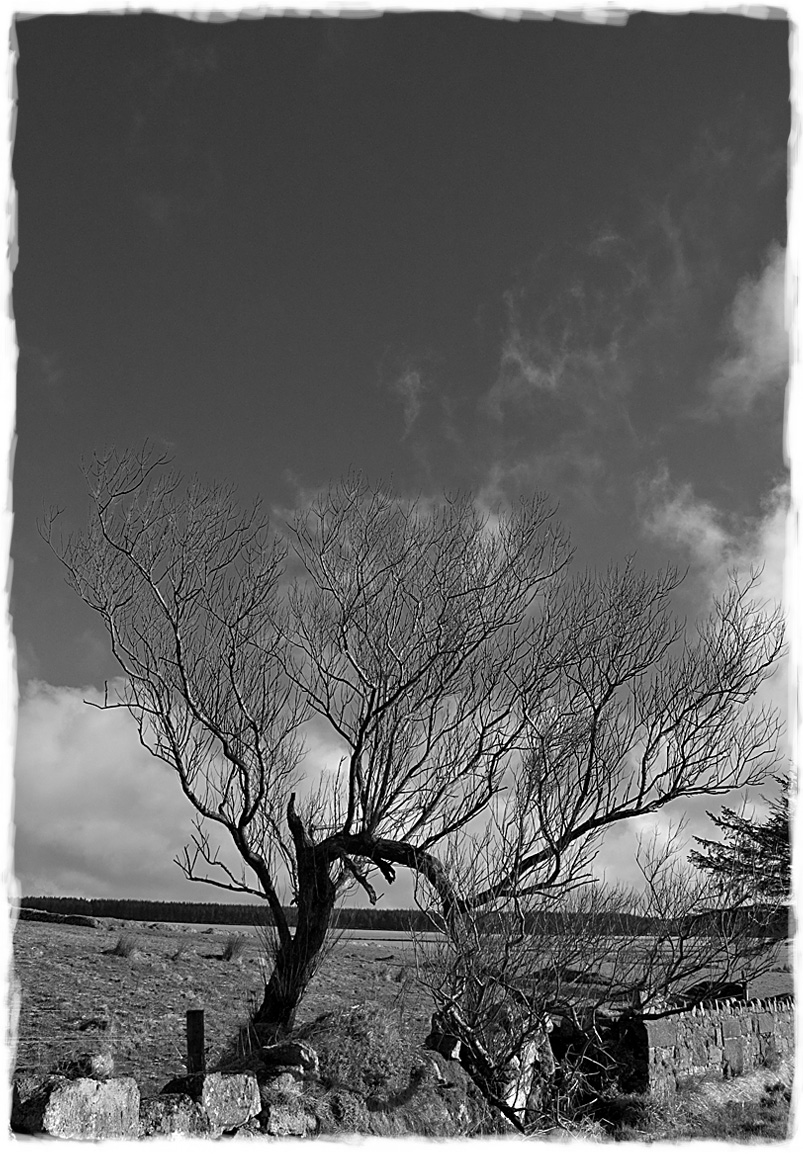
[690,775,791,905]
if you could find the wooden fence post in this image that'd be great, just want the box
[187,1008,205,1075]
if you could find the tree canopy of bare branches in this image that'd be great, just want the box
[42,445,785,1036]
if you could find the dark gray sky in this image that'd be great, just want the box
[10,8,790,904]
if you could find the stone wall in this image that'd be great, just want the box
[642,996,795,1102]
[12,999,795,1135]
[11,1043,321,1139]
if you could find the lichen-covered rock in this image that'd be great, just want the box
[203,1072,262,1134]
[160,1071,261,1135]
[12,1075,63,1133]
[230,1115,264,1137]
[12,1074,140,1138]
[139,1092,210,1136]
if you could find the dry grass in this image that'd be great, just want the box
[220,932,247,963]
[612,1061,794,1142]
[12,918,434,1099]
[103,931,140,959]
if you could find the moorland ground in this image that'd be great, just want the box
[11,917,429,1098]
[10,917,794,1139]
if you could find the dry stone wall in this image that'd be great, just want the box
[12,998,795,1136]
[643,996,795,1102]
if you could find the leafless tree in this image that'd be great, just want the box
[43,444,784,1039]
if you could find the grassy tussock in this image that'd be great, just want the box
[220,933,247,963]
[103,932,139,959]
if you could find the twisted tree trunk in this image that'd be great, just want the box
[253,800,337,1030]
[253,799,463,1030]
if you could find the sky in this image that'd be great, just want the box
[5,5,794,909]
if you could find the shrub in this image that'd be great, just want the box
[169,941,187,963]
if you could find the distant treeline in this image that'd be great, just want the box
[17,895,790,937]
[18,895,652,932]
[17,895,433,931]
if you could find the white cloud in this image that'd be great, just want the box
[638,468,790,777]
[11,679,398,906]
[13,681,206,900]
[704,243,788,417]
[640,467,735,582]
[639,466,788,607]
[597,473,790,887]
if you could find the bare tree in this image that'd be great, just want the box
[43,445,784,1039]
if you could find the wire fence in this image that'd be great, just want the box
[11,999,210,1089]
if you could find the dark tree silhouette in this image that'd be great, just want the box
[43,444,785,1040]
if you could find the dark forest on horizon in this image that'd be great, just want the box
[16,894,791,938]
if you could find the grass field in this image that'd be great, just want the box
[10,915,794,1139]
[11,916,430,1098]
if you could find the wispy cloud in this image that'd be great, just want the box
[390,366,427,439]
[639,465,789,607]
[380,349,438,441]
[480,233,638,427]
[482,290,564,421]
[702,243,788,418]
[470,229,645,522]
[463,114,786,528]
